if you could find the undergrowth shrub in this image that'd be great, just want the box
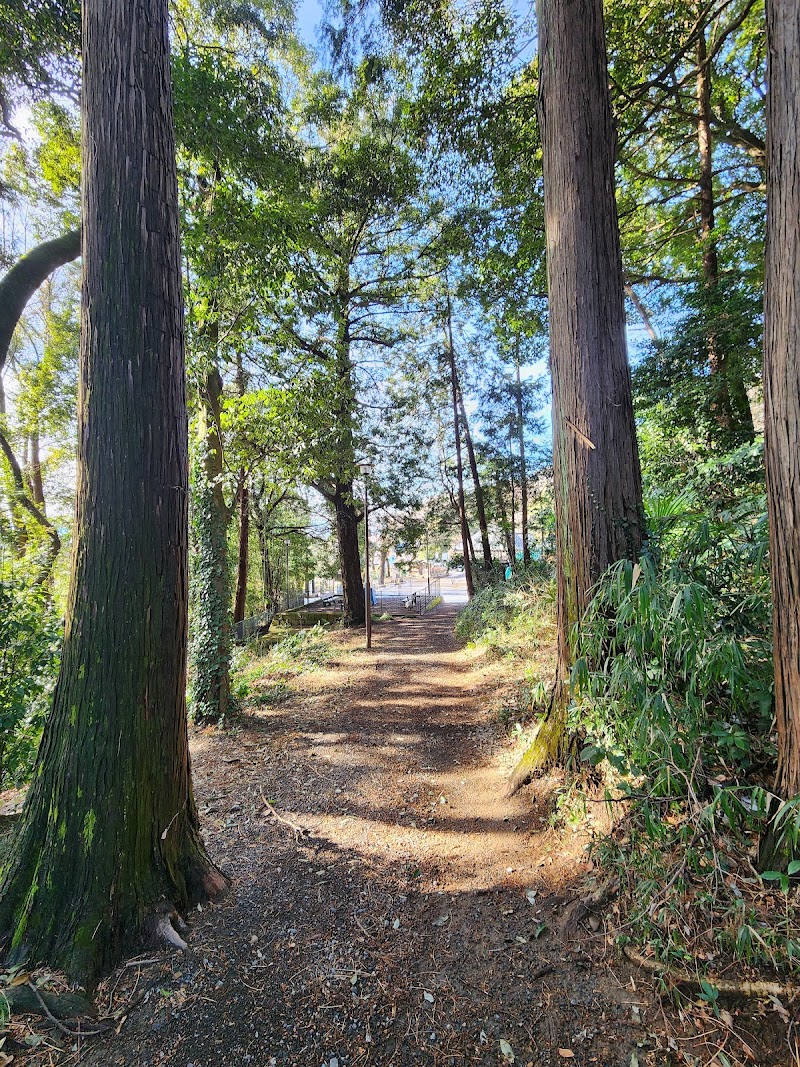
[454,565,556,658]
[0,566,61,788]
[567,492,800,971]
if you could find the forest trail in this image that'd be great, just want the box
[62,609,753,1066]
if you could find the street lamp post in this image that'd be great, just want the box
[358,460,373,650]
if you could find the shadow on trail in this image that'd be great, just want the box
[74,608,723,1067]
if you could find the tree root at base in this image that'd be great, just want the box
[622,945,799,999]
[505,705,566,798]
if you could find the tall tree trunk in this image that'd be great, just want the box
[233,481,249,624]
[508,0,645,792]
[0,0,226,983]
[232,354,248,625]
[333,484,365,627]
[764,0,800,800]
[696,31,754,439]
[191,363,232,725]
[445,293,474,598]
[515,362,530,565]
[457,386,493,570]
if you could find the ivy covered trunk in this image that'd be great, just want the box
[0,0,226,983]
[190,365,232,725]
[508,0,644,791]
[764,0,800,800]
[333,484,365,627]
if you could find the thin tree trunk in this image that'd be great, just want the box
[764,0,800,799]
[624,283,660,342]
[232,354,248,625]
[696,31,754,439]
[0,426,59,580]
[29,430,45,510]
[0,0,226,982]
[233,481,249,624]
[457,386,492,570]
[515,362,530,565]
[508,0,645,792]
[495,479,514,560]
[445,293,474,598]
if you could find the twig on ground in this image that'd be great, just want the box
[260,787,308,839]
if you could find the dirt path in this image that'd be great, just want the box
[45,608,781,1066]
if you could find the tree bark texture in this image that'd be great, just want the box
[0,230,81,374]
[333,485,365,627]
[538,0,645,673]
[764,0,800,798]
[0,0,226,982]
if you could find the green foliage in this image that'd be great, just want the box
[266,625,333,673]
[571,525,773,785]
[566,484,798,970]
[0,562,61,788]
[455,566,555,658]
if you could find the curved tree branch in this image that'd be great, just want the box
[0,229,81,373]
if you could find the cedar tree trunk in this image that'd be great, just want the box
[764,0,800,799]
[508,0,645,791]
[0,0,226,982]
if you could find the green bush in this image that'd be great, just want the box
[572,496,773,784]
[455,565,555,658]
[0,567,62,788]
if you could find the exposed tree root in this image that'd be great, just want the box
[156,915,188,951]
[505,681,567,798]
[20,982,111,1037]
[2,984,96,1021]
[623,945,799,999]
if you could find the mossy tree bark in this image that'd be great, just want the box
[508,0,645,792]
[0,0,227,983]
[764,0,800,800]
